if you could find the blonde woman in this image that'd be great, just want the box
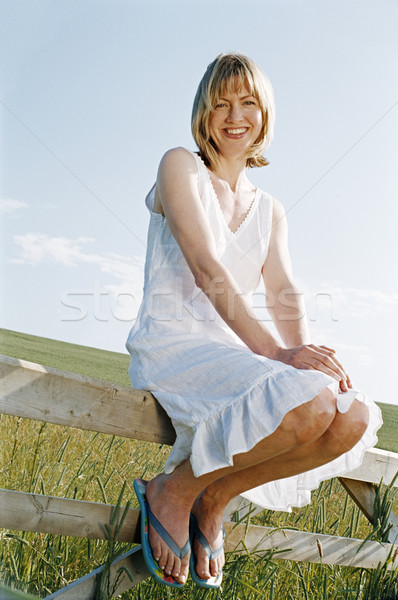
[127,53,382,589]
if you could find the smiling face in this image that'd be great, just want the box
[191,53,275,169]
[209,78,263,162]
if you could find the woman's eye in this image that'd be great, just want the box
[244,100,256,105]
[215,103,227,109]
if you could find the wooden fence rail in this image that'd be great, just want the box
[1,355,397,599]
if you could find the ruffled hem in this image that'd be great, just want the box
[239,386,382,512]
[164,368,383,512]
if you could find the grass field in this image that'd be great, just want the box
[1,328,397,599]
[1,328,397,453]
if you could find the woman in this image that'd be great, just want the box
[126,53,382,589]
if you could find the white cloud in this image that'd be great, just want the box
[10,234,397,330]
[0,198,28,216]
[11,233,145,322]
[297,281,393,371]
[12,233,97,267]
[11,233,144,277]
[299,280,398,321]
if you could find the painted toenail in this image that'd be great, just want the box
[180,576,186,583]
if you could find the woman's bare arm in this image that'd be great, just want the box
[262,198,310,346]
[156,147,350,390]
[262,198,352,391]
[156,147,280,357]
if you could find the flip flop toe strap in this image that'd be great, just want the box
[147,504,190,559]
[192,514,224,560]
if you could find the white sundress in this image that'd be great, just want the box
[126,148,382,512]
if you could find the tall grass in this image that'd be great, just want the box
[1,328,397,597]
[1,414,397,599]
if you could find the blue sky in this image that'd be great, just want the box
[1,0,397,405]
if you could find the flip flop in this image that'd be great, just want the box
[133,479,190,588]
[189,512,224,589]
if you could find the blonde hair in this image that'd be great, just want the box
[191,53,275,169]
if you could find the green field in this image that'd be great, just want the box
[0,328,397,599]
[1,328,397,453]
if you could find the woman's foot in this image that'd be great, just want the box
[191,491,225,579]
[145,474,191,585]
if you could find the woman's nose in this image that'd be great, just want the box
[226,104,244,122]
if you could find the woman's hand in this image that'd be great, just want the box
[273,344,352,393]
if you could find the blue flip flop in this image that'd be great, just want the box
[133,479,190,588]
[189,513,224,589]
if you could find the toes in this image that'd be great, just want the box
[152,542,162,564]
[199,568,211,579]
[208,559,214,577]
[210,559,218,578]
[164,552,176,577]
[174,570,187,585]
[219,555,224,573]
[198,560,211,579]
[153,547,187,584]
[179,558,189,584]
[195,544,210,579]
[196,560,210,579]
[171,556,181,580]
[157,550,168,571]
[209,554,224,577]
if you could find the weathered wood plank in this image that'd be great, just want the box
[339,478,377,522]
[44,546,148,599]
[44,521,398,599]
[342,447,398,486]
[339,478,398,544]
[0,489,140,543]
[0,355,175,445]
[224,521,398,569]
[1,490,397,571]
[4,477,398,545]
[2,353,397,597]
[1,355,397,488]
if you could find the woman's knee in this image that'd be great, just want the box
[281,387,337,446]
[325,399,369,456]
[349,400,369,439]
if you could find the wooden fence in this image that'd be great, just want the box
[1,354,398,599]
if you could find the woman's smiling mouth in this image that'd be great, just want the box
[223,127,248,137]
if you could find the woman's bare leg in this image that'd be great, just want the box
[192,398,369,578]
[144,389,367,583]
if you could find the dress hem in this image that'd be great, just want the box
[163,373,382,512]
